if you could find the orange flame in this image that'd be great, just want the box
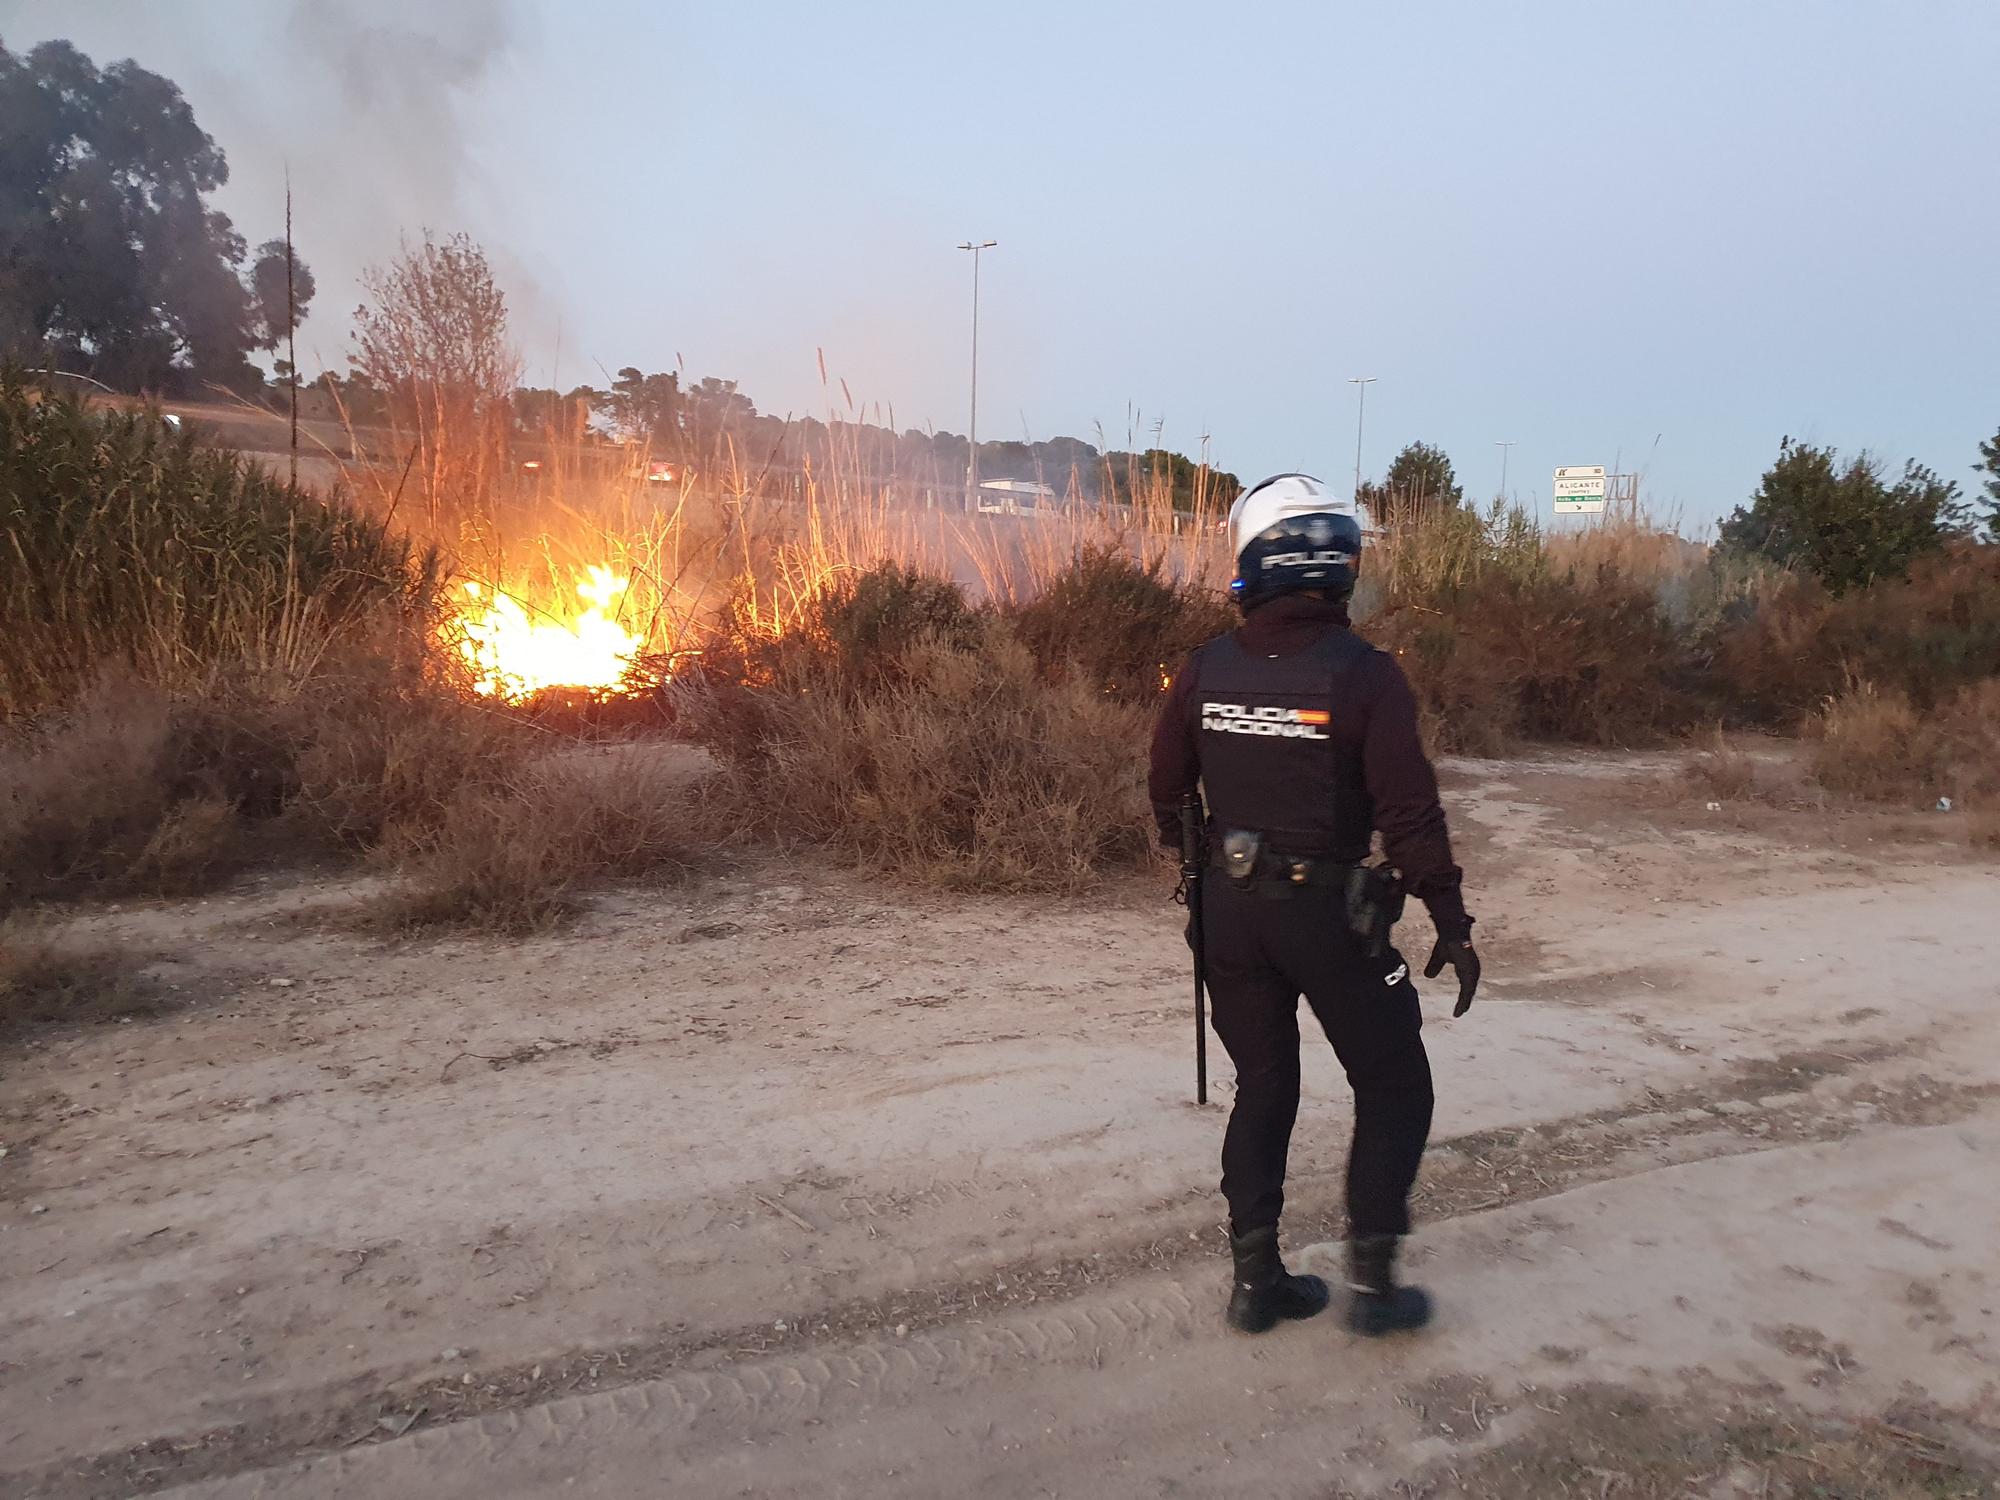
[455,566,643,698]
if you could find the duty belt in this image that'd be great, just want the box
[1211,829,1405,953]
[1210,829,1354,889]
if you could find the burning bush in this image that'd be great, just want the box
[0,376,703,928]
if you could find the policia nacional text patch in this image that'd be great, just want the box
[1200,703,1332,740]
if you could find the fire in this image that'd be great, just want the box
[455,565,643,698]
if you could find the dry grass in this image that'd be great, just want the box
[375,743,713,933]
[0,674,253,909]
[1430,1380,1997,1500]
[0,916,162,1033]
[1673,680,1998,827]
[0,659,714,935]
[12,368,2000,932]
[1813,678,2000,810]
[1678,730,1827,811]
[706,618,1155,893]
[1707,545,2000,724]
[0,654,532,915]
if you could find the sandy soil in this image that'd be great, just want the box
[3,752,1997,1498]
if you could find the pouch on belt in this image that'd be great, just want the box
[1343,863,1405,958]
[1220,830,1263,885]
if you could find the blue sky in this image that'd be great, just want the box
[7,0,1997,525]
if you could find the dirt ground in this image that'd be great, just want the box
[4,751,1998,1498]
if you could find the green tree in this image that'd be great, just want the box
[596,367,682,447]
[1358,441,1464,514]
[1720,438,1968,594]
[510,385,600,440]
[0,39,314,392]
[315,371,390,428]
[1101,448,1240,513]
[247,239,315,355]
[681,376,756,458]
[1975,425,2000,541]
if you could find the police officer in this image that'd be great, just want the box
[1149,473,1479,1337]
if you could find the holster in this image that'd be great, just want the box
[1343,863,1405,958]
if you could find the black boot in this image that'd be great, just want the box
[1344,1234,1433,1336]
[1225,1224,1330,1334]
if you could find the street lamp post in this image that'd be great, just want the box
[1348,377,1377,503]
[1495,440,1516,502]
[957,239,997,510]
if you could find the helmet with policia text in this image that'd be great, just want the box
[1227,472,1363,610]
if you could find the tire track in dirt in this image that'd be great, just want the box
[18,1046,1992,1500]
[131,1113,2000,1500]
[156,1286,1213,1500]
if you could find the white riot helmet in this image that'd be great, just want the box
[1226,473,1363,610]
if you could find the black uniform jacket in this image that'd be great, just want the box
[1147,593,1472,940]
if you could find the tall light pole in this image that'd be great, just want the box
[957,239,997,510]
[1495,440,1516,501]
[1348,377,1376,502]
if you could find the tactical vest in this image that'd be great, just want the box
[1191,627,1378,859]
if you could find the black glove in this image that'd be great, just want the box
[1424,935,1480,1017]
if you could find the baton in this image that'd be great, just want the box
[1178,792,1208,1105]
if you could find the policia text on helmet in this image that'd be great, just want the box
[1148,472,1480,1337]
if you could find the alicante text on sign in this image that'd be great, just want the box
[1553,465,1606,515]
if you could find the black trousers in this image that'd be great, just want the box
[1200,877,1434,1239]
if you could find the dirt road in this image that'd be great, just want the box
[4,754,1997,1497]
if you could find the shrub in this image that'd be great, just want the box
[705,561,977,691]
[1007,544,1233,700]
[279,648,525,850]
[1706,546,2000,724]
[1699,568,1838,724]
[1811,679,2000,808]
[1678,730,1825,811]
[377,743,712,932]
[709,618,1155,892]
[818,563,979,674]
[0,374,444,716]
[0,673,259,908]
[0,654,530,914]
[1368,522,1693,752]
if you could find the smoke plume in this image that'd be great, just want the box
[2,0,552,376]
